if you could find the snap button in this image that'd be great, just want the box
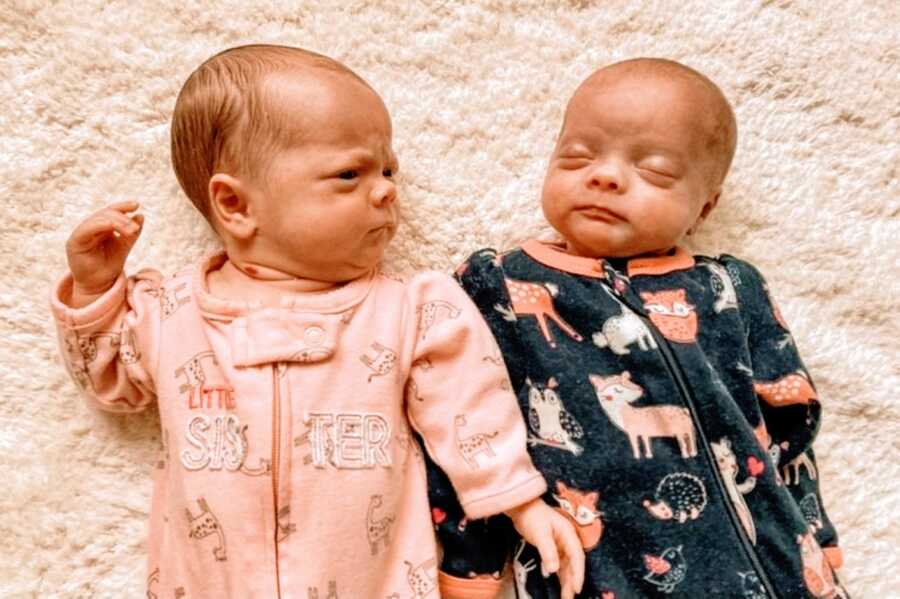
[304,326,325,346]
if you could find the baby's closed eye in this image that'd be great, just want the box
[557,155,592,169]
[636,160,679,186]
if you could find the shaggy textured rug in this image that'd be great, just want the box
[2,1,897,597]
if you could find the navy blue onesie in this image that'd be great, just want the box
[428,239,847,599]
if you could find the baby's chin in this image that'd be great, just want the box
[565,237,678,260]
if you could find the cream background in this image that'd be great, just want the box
[1,1,897,597]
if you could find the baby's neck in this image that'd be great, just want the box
[207,259,343,307]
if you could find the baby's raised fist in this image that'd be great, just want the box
[66,201,143,306]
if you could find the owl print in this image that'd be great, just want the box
[525,378,584,456]
[641,289,698,343]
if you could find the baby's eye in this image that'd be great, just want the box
[338,170,359,180]
[557,156,591,169]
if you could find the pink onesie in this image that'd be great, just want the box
[51,252,547,599]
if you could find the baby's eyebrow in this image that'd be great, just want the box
[556,140,592,153]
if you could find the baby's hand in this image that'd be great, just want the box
[506,498,585,599]
[66,201,143,306]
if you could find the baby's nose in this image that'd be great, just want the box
[370,179,397,206]
[587,164,624,192]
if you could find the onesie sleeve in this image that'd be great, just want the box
[418,250,534,598]
[404,268,546,518]
[50,269,162,413]
[403,264,545,599]
[723,256,843,569]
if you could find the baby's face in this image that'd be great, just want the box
[541,74,721,258]
[249,73,399,282]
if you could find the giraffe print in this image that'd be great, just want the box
[454,414,498,469]
[78,331,120,363]
[118,327,141,365]
[416,300,461,339]
[174,351,219,399]
[404,557,438,598]
[185,498,226,561]
[146,282,190,319]
[367,494,395,555]
[360,342,397,382]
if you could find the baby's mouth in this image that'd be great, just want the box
[369,221,396,235]
[576,206,624,222]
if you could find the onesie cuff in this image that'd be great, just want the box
[50,272,127,330]
[823,546,844,570]
[461,474,547,520]
[438,571,504,599]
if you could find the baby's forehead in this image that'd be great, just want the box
[566,67,730,150]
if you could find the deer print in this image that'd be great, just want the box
[185,497,227,560]
[592,306,658,355]
[641,289,698,343]
[360,342,397,382]
[798,531,845,598]
[711,438,757,544]
[513,541,537,599]
[553,481,603,550]
[367,494,395,555]
[526,378,584,455]
[454,415,498,469]
[404,557,438,598]
[416,300,461,339]
[782,451,818,485]
[754,373,817,407]
[589,372,697,459]
[499,278,583,348]
[702,262,738,313]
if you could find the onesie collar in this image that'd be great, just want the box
[192,252,376,366]
[520,238,695,278]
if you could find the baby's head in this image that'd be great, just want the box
[171,44,398,282]
[541,58,737,258]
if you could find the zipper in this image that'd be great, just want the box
[639,314,780,599]
[271,365,282,598]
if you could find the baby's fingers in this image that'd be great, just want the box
[558,523,585,594]
[534,528,560,578]
[69,214,138,250]
[105,200,141,215]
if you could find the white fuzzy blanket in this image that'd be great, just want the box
[2,1,897,597]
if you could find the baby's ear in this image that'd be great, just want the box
[209,174,256,240]
[688,189,720,235]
